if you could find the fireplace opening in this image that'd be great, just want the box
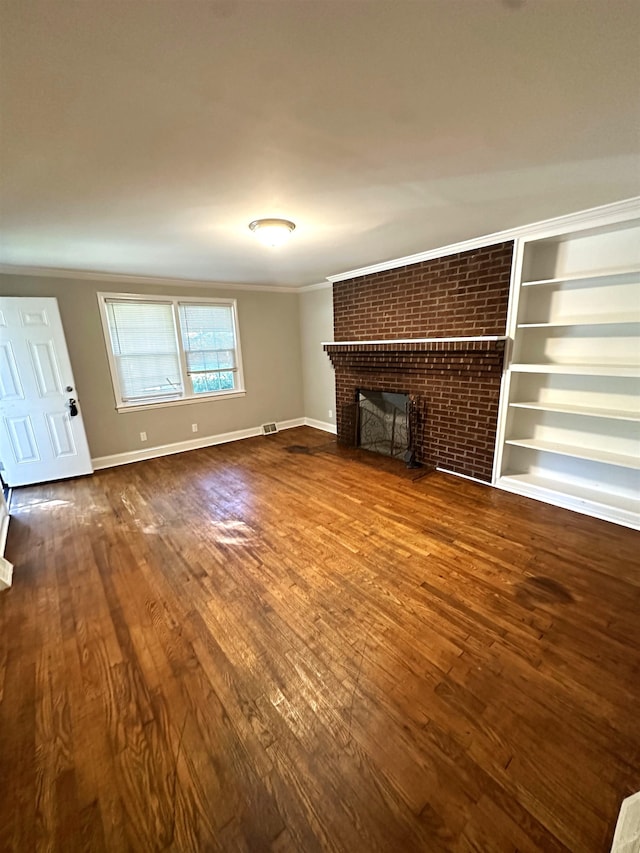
[357,390,410,460]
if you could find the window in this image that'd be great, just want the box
[179,302,238,395]
[98,293,245,410]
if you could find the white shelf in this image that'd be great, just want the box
[504,438,640,470]
[517,316,640,328]
[508,401,640,421]
[510,364,640,377]
[522,269,640,287]
[497,214,640,529]
[498,473,640,518]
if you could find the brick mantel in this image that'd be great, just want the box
[324,337,506,357]
[325,337,506,381]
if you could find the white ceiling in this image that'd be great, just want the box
[1,0,639,288]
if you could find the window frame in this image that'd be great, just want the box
[97,292,246,412]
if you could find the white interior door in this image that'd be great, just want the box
[0,297,93,487]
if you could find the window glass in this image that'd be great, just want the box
[99,294,244,409]
[178,303,237,394]
[106,300,183,402]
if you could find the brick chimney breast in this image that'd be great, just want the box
[327,242,514,481]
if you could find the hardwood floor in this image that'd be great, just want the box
[1,426,638,852]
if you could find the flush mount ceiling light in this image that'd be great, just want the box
[249,218,296,248]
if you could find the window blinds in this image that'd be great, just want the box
[178,303,237,376]
[106,300,183,401]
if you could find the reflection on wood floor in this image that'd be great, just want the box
[1,426,638,852]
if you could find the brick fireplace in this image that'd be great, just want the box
[325,242,514,482]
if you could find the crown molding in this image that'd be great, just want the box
[0,264,301,294]
[298,280,332,293]
[327,196,640,283]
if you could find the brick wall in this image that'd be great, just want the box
[327,242,514,481]
[334,242,513,340]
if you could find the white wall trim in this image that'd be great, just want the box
[611,791,640,853]
[113,390,247,414]
[298,281,333,293]
[491,235,525,483]
[0,264,301,294]
[92,418,306,470]
[0,507,10,558]
[436,467,491,486]
[277,418,306,431]
[0,489,11,587]
[304,418,337,434]
[328,196,640,283]
[0,556,13,591]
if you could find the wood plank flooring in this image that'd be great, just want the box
[0,426,638,852]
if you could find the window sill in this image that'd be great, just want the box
[115,389,246,413]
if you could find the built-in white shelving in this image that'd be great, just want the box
[495,212,640,529]
[521,268,640,287]
[510,364,639,377]
[499,473,639,518]
[517,316,640,328]
[508,401,639,421]
[504,439,640,470]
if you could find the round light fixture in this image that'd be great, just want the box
[249,218,296,248]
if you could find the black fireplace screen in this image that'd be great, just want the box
[340,391,421,462]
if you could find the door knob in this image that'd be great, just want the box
[68,398,78,417]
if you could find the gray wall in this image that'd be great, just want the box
[0,274,305,459]
[299,286,335,429]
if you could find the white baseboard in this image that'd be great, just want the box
[277,417,305,430]
[0,556,13,591]
[612,791,640,853]
[91,418,308,471]
[0,511,9,559]
[436,467,490,486]
[0,489,10,564]
[304,418,337,434]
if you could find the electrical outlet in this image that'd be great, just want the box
[140,431,147,442]
[328,409,333,419]
[191,423,198,433]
